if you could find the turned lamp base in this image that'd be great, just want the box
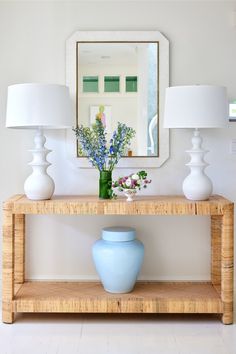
[24,129,55,200]
[183,129,213,201]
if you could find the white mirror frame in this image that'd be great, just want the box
[66,31,169,168]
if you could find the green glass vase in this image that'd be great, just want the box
[99,170,112,199]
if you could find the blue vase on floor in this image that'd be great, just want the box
[92,226,144,293]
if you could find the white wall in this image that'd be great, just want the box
[0,1,236,281]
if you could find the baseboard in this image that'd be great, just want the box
[22,275,211,282]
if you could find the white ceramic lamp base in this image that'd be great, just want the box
[183,129,212,201]
[24,129,55,200]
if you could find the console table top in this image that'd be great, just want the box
[3,194,233,215]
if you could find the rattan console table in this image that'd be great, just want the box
[2,194,234,324]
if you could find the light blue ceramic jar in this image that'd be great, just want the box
[92,226,144,293]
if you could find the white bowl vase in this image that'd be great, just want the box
[124,189,137,202]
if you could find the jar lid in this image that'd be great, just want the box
[102,226,136,242]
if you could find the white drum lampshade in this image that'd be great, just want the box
[164,85,228,200]
[6,83,73,200]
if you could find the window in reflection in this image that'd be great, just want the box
[104,76,120,93]
[126,76,138,92]
[82,76,99,93]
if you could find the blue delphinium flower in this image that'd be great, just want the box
[73,118,135,172]
[109,145,115,155]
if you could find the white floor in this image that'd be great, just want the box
[0,310,236,354]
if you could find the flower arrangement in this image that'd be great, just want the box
[73,118,135,199]
[74,118,135,172]
[112,171,151,201]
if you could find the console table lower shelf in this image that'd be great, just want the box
[14,281,222,314]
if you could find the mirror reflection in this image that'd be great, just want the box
[77,42,159,157]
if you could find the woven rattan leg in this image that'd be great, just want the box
[2,207,15,323]
[14,214,25,284]
[221,205,234,324]
[211,215,222,294]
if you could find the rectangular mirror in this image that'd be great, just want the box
[66,31,169,168]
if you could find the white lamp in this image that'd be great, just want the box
[6,83,73,200]
[164,85,228,200]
